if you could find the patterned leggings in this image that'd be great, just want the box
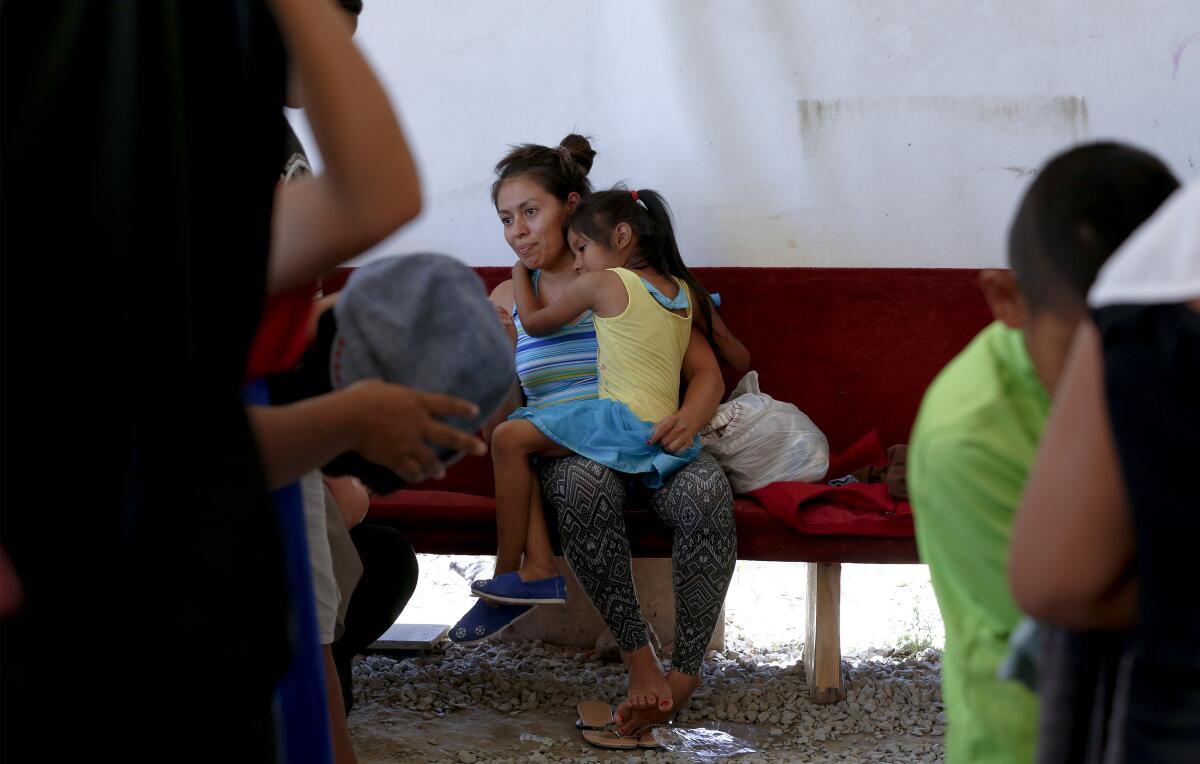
[538,451,737,675]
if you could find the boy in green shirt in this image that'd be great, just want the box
[909,143,1179,763]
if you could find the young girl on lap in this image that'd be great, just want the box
[473,187,745,711]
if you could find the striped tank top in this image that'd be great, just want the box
[513,271,599,409]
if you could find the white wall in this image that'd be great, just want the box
[291,0,1200,268]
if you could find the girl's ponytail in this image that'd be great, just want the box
[568,187,716,347]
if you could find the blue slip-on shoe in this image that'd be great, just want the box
[447,599,533,644]
[472,571,568,605]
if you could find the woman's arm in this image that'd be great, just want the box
[481,385,523,444]
[489,279,518,348]
[512,263,609,336]
[692,292,751,371]
[479,279,524,440]
[1008,322,1137,629]
[489,279,515,311]
[266,0,421,294]
[650,328,725,453]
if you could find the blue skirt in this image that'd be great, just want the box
[510,398,700,488]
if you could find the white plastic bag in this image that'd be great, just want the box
[699,370,829,493]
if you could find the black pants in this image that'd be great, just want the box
[539,451,737,675]
[330,524,419,714]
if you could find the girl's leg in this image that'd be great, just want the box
[519,485,556,581]
[451,425,564,642]
[490,420,563,578]
[539,455,671,713]
[614,451,737,734]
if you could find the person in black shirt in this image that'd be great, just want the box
[1,1,485,759]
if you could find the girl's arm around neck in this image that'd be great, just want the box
[513,264,611,337]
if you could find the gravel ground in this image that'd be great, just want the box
[349,641,943,762]
[347,556,946,762]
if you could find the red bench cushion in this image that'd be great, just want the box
[369,490,920,563]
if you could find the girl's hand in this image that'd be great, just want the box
[649,412,704,454]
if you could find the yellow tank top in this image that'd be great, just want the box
[594,268,693,423]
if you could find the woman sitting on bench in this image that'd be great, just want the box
[458,134,744,735]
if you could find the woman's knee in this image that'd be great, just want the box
[539,456,624,502]
[538,456,629,545]
[655,452,735,527]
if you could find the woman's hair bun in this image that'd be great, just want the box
[558,134,596,175]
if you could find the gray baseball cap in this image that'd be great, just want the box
[331,253,515,463]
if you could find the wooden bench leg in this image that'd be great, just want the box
[804,562,845,704]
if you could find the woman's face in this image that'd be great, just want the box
[496,176,576,271]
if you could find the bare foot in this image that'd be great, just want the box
[621,645,672,714]
[615,670,700,736]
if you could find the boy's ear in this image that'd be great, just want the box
[979,269,1028,329]
[612,222,634,252]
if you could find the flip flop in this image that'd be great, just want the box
[576,702,664,750]
[576,700,639,749]
[575,700,614,731]
[580,727,662,750]
[581,729,640,750]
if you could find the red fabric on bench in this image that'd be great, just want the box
[748,482,914,538]
[825,431,891,479]
[343,266,992,562]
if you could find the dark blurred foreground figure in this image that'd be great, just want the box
[1011,178,1200,763]
[1,4,290,759]
[909,142,1179,763]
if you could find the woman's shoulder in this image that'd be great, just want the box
[489,279,515,308]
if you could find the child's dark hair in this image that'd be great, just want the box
[491,134,596,207]
[1008,141,1178,316]
[567,187,716,346]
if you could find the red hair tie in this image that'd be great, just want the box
[630,190,639,202]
